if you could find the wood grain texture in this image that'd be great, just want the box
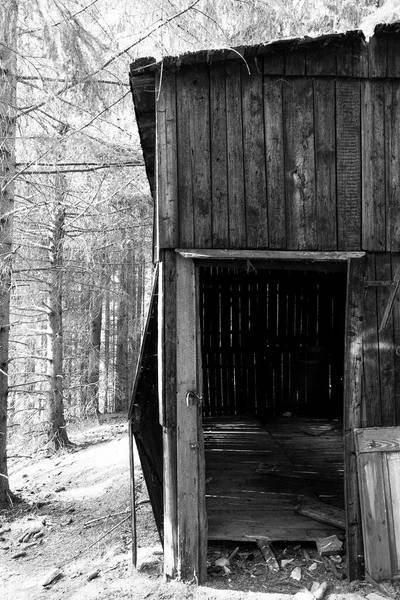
[156,70,178,249]
[314,78,337,250]
[176,255,206,582]
[363,253,382,427]
[283,78,317,249]
[210,63,229,248]
[226,62,246,247]
[355,426,400,454]
[392,253,400,426]
[356,452,392,580]
[159,251,178,579]
[385,81,400,251]
[264,76,286,248]
[285,48,306,75]
[336,80,361,250]
[176,68,195,247]
[387,454,400,573]
[343,256,366,581]
[241,65,268,247]
[362,80,386,251]
[375,254,397,426]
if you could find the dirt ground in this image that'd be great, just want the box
[1,416,399,600]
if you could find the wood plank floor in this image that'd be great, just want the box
[204,416,344,542]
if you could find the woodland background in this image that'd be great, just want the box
[0,0,397,507]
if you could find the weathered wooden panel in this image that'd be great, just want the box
[159,251,178,578]
[264,76,286,248]
[343,256,366,581]
[336,80,361,250]
[355,427,400,580]
[362,80,386,251]
[242,66,268,247]
[285,48,306,75]
[385,81,400,251]
[284,78,316,250]
[306,42,337,76]
[363,254,382,427]
[226,62,246,247]
[392,254,400,424]
[176,66,212,248]
[387,34,400,77]
[176,254,206,582]
[314,78,337,250]
[210,63,229,248]
[375,254,397,427]
[368,33,388,78]
[156,70,179,249]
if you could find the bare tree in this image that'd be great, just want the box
[0,0,17,507]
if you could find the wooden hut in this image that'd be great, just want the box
[129,25,400,584]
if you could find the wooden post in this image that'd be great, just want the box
[175,254,207,582]
[343,256,366,580]
[159,251,178,579]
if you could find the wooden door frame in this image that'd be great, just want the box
[163,249,365,582]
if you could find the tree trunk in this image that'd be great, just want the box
[0,0,17,508]
[44,199,70,451]
[114,260,130,412]
[87,291,102,415]
[102,287,110,413]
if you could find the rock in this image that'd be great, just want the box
[309,562,318,572]
[314,581,328,600]
[11,551,27,559]
[316,535,343,556]
[87,569,100,581]
[311,582,320,594]
[281,558,295,567]
[215,557,230,568]
[290,566,302,581]
[41,568,63,587]
[366,594,390,600]
[18,526,42,543]
[293,592,314,600]
[55,486,66,493]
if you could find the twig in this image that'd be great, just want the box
[63,516,130,565]
[83,510,130,527]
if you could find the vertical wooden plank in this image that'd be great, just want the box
[176,254,206,582]
[392,253,400,425]
[156,70,179,249]
[285,48,306,75]
[306,43,337,76]
[129,421,137,567]
[376,253,397,427]
[368,33,388,79]
[314,79,337,250]
[195,265,207,584]
[283,78,317,250]
[387,34,400,78]
[262,50,284,75]
[210,63,229,248]
[264,76,286,248]
[336,79,361,250]
[226,62,246,247]
[336,80,361,250]
[362,80,386,251]
[385,81,400,252]
[159,251,178,579]
[363,253,382,427]
[387,453,400,573]
[343,255,366,581]
[356,451,392,580]
[176,68,194,247]
[242,66,268,247]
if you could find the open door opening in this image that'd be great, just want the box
[199,263,347,543]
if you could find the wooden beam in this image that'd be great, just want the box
[176,254,207,582]
[379,265,400,331]
[177,249,365,261]
[343,255,366,581]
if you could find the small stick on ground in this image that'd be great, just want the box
[256,539,280,572]
[83,510,130,528]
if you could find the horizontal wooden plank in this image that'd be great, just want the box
[355,427,400,453]
[177,249,365,261]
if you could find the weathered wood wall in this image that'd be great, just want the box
[149,31,400,252]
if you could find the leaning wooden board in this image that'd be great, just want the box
[355,427,400,581]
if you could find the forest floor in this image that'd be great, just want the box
[1,415,399,600]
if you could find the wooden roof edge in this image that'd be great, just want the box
[129,23,400,75]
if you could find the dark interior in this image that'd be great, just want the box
[199,263,347,542]
[200,264,347,421]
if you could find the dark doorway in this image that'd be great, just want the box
[200,264,347,421]
[199,263,347,543]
